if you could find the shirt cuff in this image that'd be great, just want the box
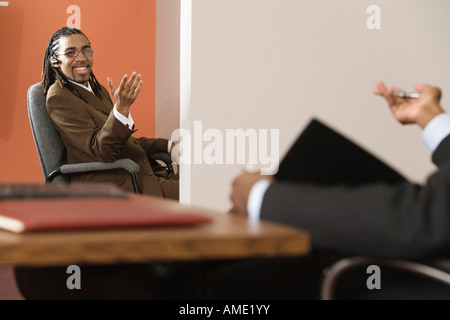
[247,179,272,222]
[422,113,450,152]
[113,104,134,130]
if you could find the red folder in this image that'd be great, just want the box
[0,198,213,233]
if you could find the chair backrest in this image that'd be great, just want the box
[27,82,69,182]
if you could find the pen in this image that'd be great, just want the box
[394,92,420,99]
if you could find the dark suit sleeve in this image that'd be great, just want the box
[260,134,450,259]
[432,134,450,166]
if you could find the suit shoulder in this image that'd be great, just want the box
[433,134,450,166]
[47,82,70,96]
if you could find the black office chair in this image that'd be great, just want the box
[321,256,450,300]
[27,82,173,194]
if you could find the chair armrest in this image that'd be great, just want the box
[60,158,140,175]
[46,158,141,194]
[321,256,450,300]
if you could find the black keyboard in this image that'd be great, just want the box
[0,183,128,199]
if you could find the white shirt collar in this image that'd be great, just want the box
[69,80,94,94]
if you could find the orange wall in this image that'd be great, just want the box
[0,0,156,183]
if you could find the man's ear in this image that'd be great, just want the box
[50,56,60,65]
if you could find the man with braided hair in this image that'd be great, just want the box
[14,27,189,300]
[41,27,179,199]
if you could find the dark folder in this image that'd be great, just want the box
[275,118,406,185]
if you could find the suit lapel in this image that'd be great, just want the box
[73,84,113,116]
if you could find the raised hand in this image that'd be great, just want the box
[107,72,144,116]
[374,80,444,129]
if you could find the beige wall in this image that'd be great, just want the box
[161,0,450,212]
[155,0,180,140]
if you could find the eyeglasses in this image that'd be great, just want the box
[56,49,94,58]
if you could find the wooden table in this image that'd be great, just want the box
[0,195,310,267]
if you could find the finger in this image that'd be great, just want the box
[374,80,386,95]
[414,84,427,93]
[126,72,137,90]
[119,74,128,92]
[381,86,402,107]
[107,77,116,95]
[132,79,144,96]
[375,82,393,100]
[130,74,142,92]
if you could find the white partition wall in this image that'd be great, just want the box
[155,0,181,141]
[158,0,450,212]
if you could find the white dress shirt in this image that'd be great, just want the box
[248,113,450,221]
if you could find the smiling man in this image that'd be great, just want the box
[41,27,179,199]
[14,27,186,300]
[51,34,93,85]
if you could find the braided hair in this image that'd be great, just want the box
[41,27,104,100]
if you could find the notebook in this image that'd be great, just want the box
[0,183,212,233]
[275,118,406,185]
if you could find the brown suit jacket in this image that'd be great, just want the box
[46,81,178,199]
